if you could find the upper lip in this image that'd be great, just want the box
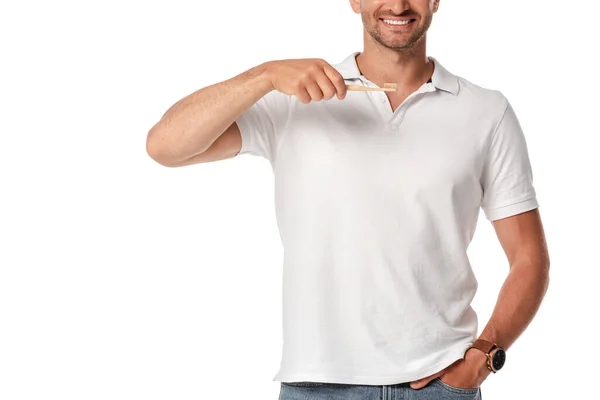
[380,17,415,21]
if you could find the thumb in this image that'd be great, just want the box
[410,378,431,390]
[410,371,445,390]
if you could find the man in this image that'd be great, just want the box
[146,0,550,399]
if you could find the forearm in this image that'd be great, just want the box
[477,258,550,350]
[146,63,274,165]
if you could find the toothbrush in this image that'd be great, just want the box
[346,83,398,92]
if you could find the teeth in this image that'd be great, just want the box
[383,19,411,25]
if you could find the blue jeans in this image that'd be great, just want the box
[279,379,482,399]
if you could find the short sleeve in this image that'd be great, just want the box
[235,90,289,161]
[480,97,539,221]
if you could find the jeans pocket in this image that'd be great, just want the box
[433,377,480,395]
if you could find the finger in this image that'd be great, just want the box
[323,63,347,99]
[296,86,312,104]
[305,81,324,102]
[315,73,337,101]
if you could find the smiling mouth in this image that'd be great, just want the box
[380,18,416,26]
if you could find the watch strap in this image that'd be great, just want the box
[470,339,496,355]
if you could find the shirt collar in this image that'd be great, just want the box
[334,51,459,96]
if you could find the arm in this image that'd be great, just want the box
[146,63,274,166]
[146,58,348,167]
[461,97,550,383]
[467,208,550,363]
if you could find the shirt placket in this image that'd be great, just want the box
[362,79,436,132]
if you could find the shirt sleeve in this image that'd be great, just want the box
[480,96,539,221]
[235,90,289,162]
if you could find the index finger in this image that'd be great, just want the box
[323,63,347,100]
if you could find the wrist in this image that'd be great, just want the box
[243,62,275,96]
[464,347,492,378]
[254,61,276,93]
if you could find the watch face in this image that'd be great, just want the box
[492,348,506,371]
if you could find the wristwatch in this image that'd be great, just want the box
[465,339,506,373]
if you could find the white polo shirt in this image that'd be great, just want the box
[235,51,539,385]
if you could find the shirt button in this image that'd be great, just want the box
[380,94,387,103]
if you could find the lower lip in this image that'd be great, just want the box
[380,19,415,30]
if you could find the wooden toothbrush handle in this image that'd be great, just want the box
[346,85,396,92]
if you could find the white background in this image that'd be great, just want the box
[1,1,598,399]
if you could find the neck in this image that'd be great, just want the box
[356,37,434,92]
